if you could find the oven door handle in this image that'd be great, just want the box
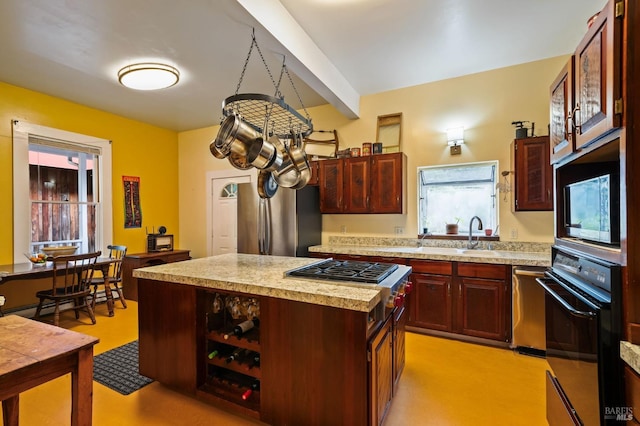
[536,278,598,319]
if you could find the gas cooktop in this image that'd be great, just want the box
[285,259,398,284]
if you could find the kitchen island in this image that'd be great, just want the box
[133,253,408,425]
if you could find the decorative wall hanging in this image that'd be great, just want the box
[123,176,142,228]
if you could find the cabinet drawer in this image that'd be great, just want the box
[408,259,452,275]
[457,263,507,280]
[626,366,640,423]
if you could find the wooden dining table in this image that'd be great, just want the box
[0,257,120,317]
[0,314,99,425]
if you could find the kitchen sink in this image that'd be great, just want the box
[379,247,505,256]
[454,249,505,256]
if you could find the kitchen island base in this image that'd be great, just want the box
[138,277,402,425]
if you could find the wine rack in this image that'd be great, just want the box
[197,290,262,418]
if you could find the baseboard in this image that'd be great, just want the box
[514,346,546,358]
[1,289,121,318]
[406,326,511,350]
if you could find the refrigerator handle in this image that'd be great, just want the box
[258,198,265,254]
[264,198,272,255]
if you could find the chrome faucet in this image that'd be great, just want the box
[467,216,483,249]
[417,232,429,248]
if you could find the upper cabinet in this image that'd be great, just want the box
[318,152,406,214]
[573,0,623,150]
[549,1,623,163]
[370,153,405,214]
[550,57,575,164]
[513,136,553,211]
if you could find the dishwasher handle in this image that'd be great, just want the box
[514,269,546,278]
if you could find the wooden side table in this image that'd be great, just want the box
[0,315,99,425]
[121,250,190,301]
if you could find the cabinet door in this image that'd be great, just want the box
[370,153,404,213]
[392,304,406,394]
[457,277,507,341]
[319,159,344,213]
[574,0,622,149]
[513,136,553,211]
[344,156,371,213]
[550,57,575,164]
[410,273,453,332]
[369,317,393,426]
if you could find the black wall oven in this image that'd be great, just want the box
[537,246,623,425]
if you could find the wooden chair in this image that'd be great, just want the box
[90,245,128,313]
[34,251,101,327]
[304,129,339,158]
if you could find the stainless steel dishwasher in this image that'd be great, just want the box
[511,266,546,357]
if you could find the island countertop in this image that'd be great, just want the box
[132,253,384,312]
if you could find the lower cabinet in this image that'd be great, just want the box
[369,315,393,426]
[408,259,512,342]
[138,276,402,425]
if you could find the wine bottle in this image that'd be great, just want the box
[242,379,260,400]
[207,349,219,359]
[223,318,259,340]
[246,351,260,370]
[225,347,244,364]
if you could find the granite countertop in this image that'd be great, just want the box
[309,244,550,267]
[621,341,640,374]
[132,253,383,312]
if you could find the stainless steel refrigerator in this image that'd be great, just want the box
[236,183,322,257]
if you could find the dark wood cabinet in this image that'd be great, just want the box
[408,259,511,343]
[410,273,453,332]
[550,57,575,164]
[370,152,404,213]
[138,273,404,425]
[318,159,344,213]
[122,249,191,301]
[344,156,371,213]
[573,0,622,150]
[457,277,507,341]
[369,316,393,426]
[513,136,553,211]
[456,262,511,342]
[392,302,406,394]
[318,153,405,214]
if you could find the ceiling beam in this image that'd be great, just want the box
[235,0,360,119]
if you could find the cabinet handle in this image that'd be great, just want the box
[572,103,581,132]
[447,283,451,297]
[366,195,370,208]
[458,283,462,298]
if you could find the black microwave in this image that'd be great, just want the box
[564,171,620,246]
[147,234,174,252]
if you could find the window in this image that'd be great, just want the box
[418,161,498,235]
[13,121,112,259]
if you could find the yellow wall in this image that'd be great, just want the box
[0,81,180,266]
[178,56,566,257]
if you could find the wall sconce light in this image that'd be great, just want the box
[118,63,180,90]
[446,127,464,155]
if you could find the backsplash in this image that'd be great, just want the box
[327,236,551,253]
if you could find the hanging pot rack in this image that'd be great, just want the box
[222,29,313,139]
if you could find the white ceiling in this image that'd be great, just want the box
[0,0,605,132]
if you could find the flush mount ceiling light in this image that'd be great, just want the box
[117,63,180,90]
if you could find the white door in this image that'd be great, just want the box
[207,170,255,256]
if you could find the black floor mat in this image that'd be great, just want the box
[93,340,153,395]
